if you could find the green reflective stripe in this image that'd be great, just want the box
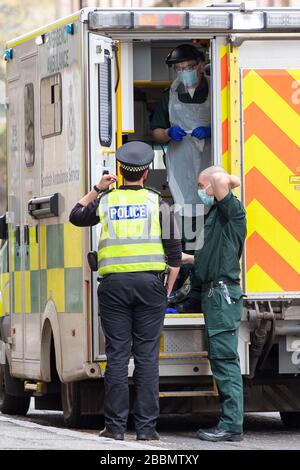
[47,224,64,268]
[65,268,83,313]
[99,262,166,275]
[98,237,161,249]
[99,254,165,268]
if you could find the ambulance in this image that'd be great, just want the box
[0,3,300,428]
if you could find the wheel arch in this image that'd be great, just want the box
[41,300,63,382]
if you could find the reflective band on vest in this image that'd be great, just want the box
[97,189,166,275]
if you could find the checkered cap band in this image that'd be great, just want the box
[121,163,149,172]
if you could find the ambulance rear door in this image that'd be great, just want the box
[88,33,117,360]
[238,39,300,298]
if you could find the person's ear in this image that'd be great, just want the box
[143,169,149,181]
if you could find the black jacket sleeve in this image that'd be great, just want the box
[69,199,100,227]
[159,200,182,268]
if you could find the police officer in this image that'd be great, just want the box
[69,141,181,441]
[151,44,211,311]
[194,165,247,442]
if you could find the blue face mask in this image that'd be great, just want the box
[198,189,214,206]
[178,69,198,87]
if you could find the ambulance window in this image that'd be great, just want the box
[24,83,35,167]
[40,73,62,138]
[98,50,112,147]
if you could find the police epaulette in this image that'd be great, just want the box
[144,186,161,196]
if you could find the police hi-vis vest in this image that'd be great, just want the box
[97,188,167,275]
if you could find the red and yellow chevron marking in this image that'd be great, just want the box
[220,45,230,172]
[243,69,300,293]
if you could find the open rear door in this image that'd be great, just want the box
[88,33,116,360]
[239,40,300,298]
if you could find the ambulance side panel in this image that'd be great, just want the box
[238,40,300,299]
[6,18,90,382]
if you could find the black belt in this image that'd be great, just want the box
[201,278,240,292]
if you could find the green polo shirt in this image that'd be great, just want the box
[194,191,246,284]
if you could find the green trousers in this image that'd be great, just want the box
[202,285,244,434]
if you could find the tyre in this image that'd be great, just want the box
[0,362,30,416]
[280,411,300,429]
[61,381,82,428]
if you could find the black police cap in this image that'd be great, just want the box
[165,44,205,66]
[116,141,154,169]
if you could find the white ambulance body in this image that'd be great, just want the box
[0,5,300,427]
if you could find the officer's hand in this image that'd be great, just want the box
[191,126,211,140]
[167,126,187,142]
[96,174,118,191]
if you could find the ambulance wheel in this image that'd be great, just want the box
[280,412,300,429]
[61,381,82,428]
[0,363,30,416]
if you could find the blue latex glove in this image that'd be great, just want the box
[167,126,187,142]
[191,126,211,140]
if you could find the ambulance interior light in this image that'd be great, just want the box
[89,11,133,30]
[189,12,232,30]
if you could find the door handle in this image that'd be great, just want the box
[15,225,20,247]
[24,225,29,246]
[28,193,60,219]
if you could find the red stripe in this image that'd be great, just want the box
[245,167,300,242]
[244,103,300,173]
[246,233,300,291]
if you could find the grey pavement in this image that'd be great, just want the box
[1,402,300,450]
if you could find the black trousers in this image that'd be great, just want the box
[98,272,167,434]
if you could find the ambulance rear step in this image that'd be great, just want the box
[159,375,218,398]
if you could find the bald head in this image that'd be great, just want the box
[198,166,228,190]
[200,165,227,178]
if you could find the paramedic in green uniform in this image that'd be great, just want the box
[195,165,246,442]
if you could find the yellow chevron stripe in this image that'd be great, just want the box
[244,135,300,211]
[222,150,230,173]
[284,69,300,83]
[220,45,228,59]
[221,86,228,122]
[247,199,300,273]
[246,264,283,292]
[243,70,300,147]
